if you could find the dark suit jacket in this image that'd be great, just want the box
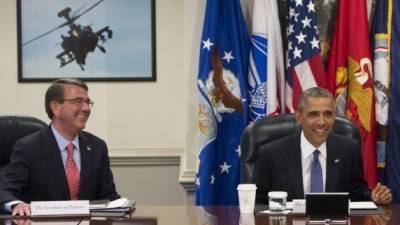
[254,132,371,204]
[0,126,120,206]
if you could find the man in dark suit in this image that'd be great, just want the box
[255,87,392,204]
[0,78,120,216]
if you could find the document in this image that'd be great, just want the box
[106,198,131,209]
[89,197,135,210]
[286,201,377,210]
[89,198,135,217]
[260,201,377,214]
[349,201,377,209]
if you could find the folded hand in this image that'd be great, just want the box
[371,183,392,205]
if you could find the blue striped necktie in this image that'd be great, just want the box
[310,150,323,192]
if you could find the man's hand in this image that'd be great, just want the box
[371,182,392,205]
[12,219,31,225]
[12,203,31,217]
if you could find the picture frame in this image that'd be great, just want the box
[17,0,156,82]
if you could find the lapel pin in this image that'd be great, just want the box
[87,146,92,151]
[334,159,340,163]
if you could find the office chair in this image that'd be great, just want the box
[0,116,47,171]
[240,113,361,183]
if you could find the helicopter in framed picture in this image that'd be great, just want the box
[23,0,113,71]
[17,0,156,82]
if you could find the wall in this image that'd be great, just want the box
[180,0,205,198]
[0,0,187,205]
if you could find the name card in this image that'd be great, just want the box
[292,199,306,214]
[31,200,89,217]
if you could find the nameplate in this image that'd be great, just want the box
[292,199,306,214]
[31,200,90,217]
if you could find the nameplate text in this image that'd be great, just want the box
[31,200,89,217]
[292,199,306,214]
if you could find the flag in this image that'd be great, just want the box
[326,0,377,188]
[248,0,285,122]
[372,0,390,127]
[286,0,326,112]
[196,0,249,205]
[386,0,400,203]
[372,0,390,182]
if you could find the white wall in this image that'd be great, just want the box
[180,0,204,190]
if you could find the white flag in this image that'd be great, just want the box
[248,0,285,122]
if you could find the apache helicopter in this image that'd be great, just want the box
[23,0,112,71]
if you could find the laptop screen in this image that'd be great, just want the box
[306,192,349,221]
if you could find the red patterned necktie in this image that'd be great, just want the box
[66,143,80,200]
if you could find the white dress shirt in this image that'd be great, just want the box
[301,131,327,194]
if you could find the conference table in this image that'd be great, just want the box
[1,205,399,225]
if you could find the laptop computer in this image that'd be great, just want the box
[305,192,349,223]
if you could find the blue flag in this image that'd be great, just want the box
[196,0,249,205]
[386,0,400,203]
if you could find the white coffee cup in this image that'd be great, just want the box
[237,184,257,214]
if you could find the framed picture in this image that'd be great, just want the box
[17,0,156,82]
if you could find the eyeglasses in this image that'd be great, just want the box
[62,98,94,108]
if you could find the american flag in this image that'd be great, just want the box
[286,0,326,111]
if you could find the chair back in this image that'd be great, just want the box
[0,116,47,170]
[240,114,361,183]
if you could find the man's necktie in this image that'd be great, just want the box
[310,149,323,192]
[66,143,80,200]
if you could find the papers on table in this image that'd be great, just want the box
[285,201,377,210]
[106,198,132,209]
[89,198,136,217]
[349,201,377,209]
[89,197,135,210]
[259,201,378,214]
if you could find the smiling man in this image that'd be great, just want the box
[254,87,392,205]
[0,78,120,216]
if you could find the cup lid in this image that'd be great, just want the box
[268,191,287,198]
[237,184,257,190]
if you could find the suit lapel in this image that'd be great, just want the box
[42,127,70,199]
[287,133,304,198]
[325,135,340,192]
[78,132,91,199]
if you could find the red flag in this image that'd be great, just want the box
[326,0,377,188]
